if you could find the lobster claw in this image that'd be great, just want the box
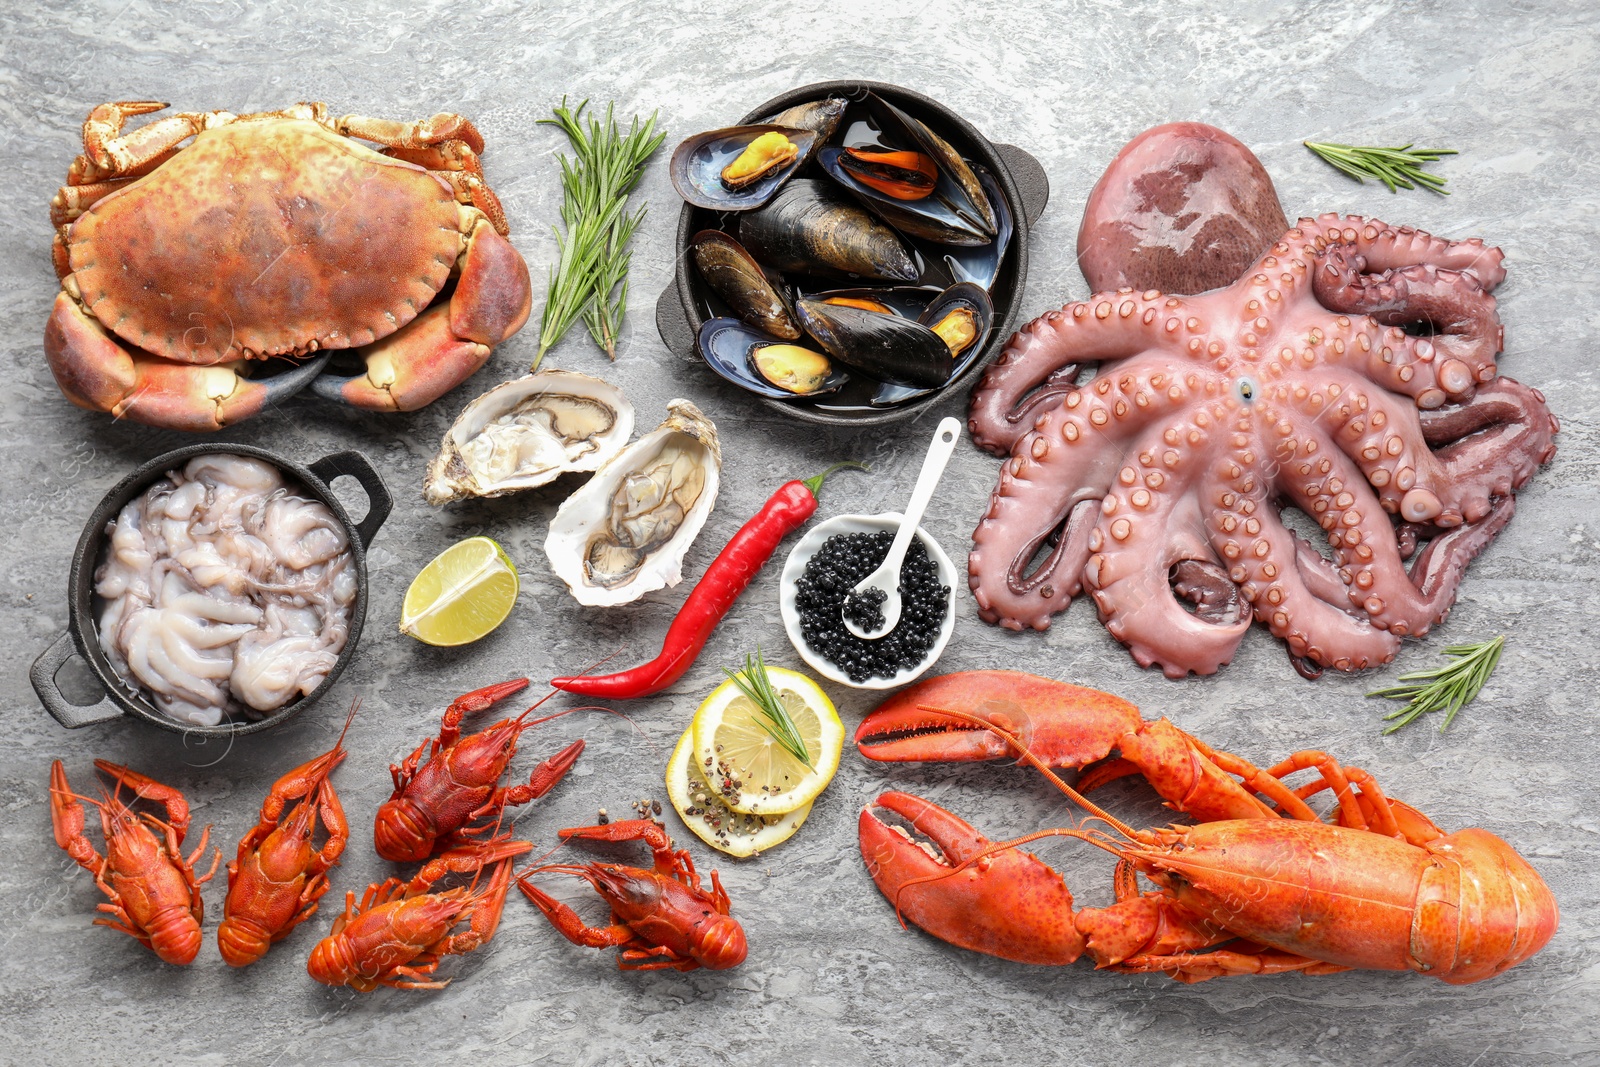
[854,671,1143,767]
[859,791,1085,966]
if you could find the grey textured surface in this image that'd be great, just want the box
[2,1,1595,1064]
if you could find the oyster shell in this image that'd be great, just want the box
[545,400,723,607]
[424,371,635,505]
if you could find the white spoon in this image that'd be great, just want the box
[843,417,962,640]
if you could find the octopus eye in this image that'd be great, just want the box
[1235,377,1258,403]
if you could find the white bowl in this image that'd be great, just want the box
[779,512,958,690]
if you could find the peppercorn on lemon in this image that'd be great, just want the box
[665,725,811,857]
[689,664,841,816]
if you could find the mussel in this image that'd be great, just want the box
[697,318,848,400]
[690,230,800,339]
[670,124,819,211]
[921,166,1014,292]
[763,96,847,169]
[818,94,997,246]
[739,179,919,282]
[869,283,994,406]
[793,298,952,389]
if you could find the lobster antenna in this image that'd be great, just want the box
[914,702,1144,841]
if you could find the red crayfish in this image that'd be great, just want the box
[218,702,356,966]
[374,678,585,862]
[49,759,221,965]
[517,819,747,971]
[306,836,530,991]
[856,671,1558,983]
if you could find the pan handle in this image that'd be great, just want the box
[993,143,1050,228]
[309,450,393,549]
[655,281,699,361]
[31,631,123,729]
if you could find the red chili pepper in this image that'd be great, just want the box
[551,462,864,699]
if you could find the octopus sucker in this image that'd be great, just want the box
[969,195,1556,675]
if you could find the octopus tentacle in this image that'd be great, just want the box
[1311,250,1501,398]
[1278,421,1501,638]
[1294,373,1556,526]
[1081,430,1247,677]
[968,290,1187,454]
[1296,213,1507,289]
[968,363,1217,629]
[1278,315,1455,405]
[1209,477,1400,671]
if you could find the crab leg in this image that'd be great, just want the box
[333,112,507,234]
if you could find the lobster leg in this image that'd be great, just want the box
[478,739,587,818]
[94,760,193,843]
[556,819,696,886]
[49,761,104,876]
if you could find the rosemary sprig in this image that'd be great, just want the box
[534,98,666,367]
[723,649,812,768]
[1304,141,1457,195]
[1370,635,1504,734]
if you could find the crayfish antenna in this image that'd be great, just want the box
[914,703,1144,842]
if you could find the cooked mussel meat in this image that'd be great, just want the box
[670,124,818,211]
[690,230,800,339]
[822,295,895,314]
[839,147,938,200]
[751,344,836,395]
[739,180,918,282]
[697,318,848,400]
[722,131,799,189]
[928,307,978,357]
[794,298,952,389]
[764,96,847,168]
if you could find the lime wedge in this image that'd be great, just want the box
[400,536,519,646]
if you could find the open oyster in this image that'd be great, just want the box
[545,400,722,607]
[424,371,635,505]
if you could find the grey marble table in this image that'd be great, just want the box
[2,1,1595,1064]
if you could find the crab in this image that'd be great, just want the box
[45,101,532,431]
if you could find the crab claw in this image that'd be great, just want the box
[45,293,324,431]
[854,671,1143,767]
[860,792,1084,965]
[313,212,530,412]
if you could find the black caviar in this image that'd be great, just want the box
[795,530,949,682]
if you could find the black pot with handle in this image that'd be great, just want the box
[30,444,392,737]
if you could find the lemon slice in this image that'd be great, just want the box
[666,725,811,857]
[690,665,842,816]
[399,536,519,646]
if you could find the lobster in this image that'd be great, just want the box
[855,671,1558,983]
[49,759,221,965]
[517,819,747,971]
[374,678,586,862]
[306,837,530,991]
[218,701,357,966]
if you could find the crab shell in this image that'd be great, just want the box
[45,108,531,430]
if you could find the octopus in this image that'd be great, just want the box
[966,125,1558,678]
[96,455,356,725]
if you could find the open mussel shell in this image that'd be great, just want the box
[762,96,847,169]
[869,283,994,407]
[794,298,953,390]
[924,166,1014,291]
[424,370,635,505]
[818,94,998,247]
[671,124,819,212]
[698,318,847,400]
[739,179,919,283]
[690,230,801,340]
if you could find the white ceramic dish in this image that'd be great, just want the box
[779,512,957,690]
